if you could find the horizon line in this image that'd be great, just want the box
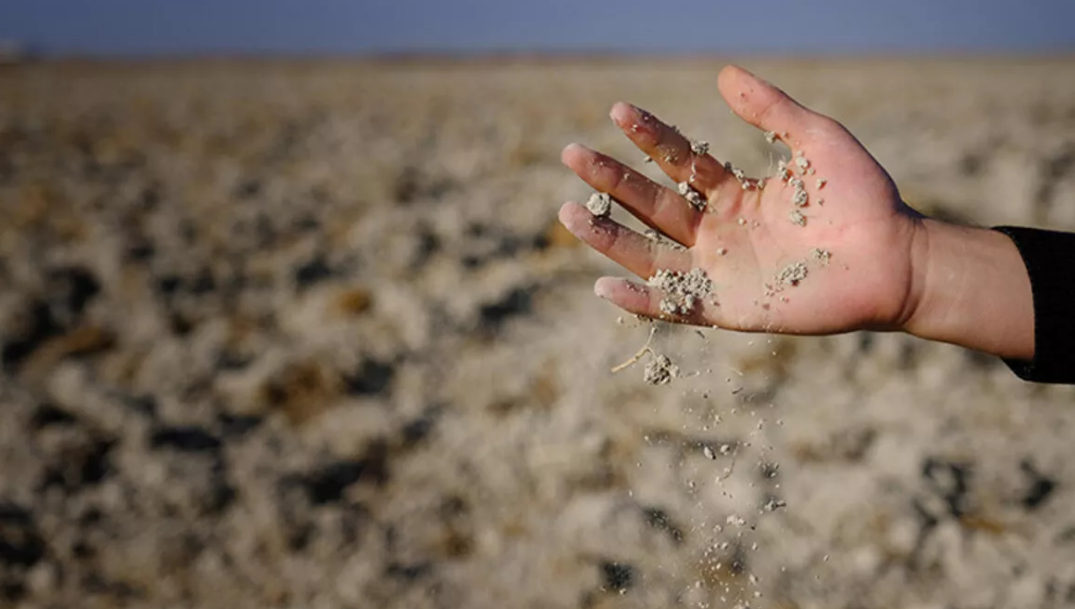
[5,47,1075,63]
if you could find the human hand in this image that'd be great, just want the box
[559,65,928,335]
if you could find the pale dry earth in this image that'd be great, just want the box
[1,58,1075,609]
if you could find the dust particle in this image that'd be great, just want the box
[690,139,710,155]
[776,159,792,182]
[789,209,806,226]
[811,247,831,266]
[764,131,778,144]
[816,177,827,189]
[586,192,612,217]
[764,498,787,512]
[645,228,687,251]
[723,161,751,189]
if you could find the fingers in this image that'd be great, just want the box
[562,143,702,246]
[558,202,691,279]
[594,277,714,326]
[609,101,731,195]
[717,65,832,145]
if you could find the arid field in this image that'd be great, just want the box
[2,57,1075,609]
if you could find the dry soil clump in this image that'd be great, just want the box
[643,353,679,385]
[586,191,612,217]
[677,181,707,211]
[776,261,808,287]
[649,268,714,316]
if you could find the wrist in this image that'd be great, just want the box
[902,217,1034,360]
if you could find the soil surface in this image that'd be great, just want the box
[2,58,1075,609]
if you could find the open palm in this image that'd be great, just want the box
[559,65,927,335]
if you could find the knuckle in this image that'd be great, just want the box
[753,90,785,126]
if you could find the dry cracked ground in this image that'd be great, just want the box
[2,58,1075,609]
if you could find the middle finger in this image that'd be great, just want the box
[562,143,702,247]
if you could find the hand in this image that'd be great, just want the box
[559,65,927,336]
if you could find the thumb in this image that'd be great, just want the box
[717,65,833,145]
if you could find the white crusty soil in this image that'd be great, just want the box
[1,58,1075,609]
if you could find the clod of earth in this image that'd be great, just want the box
[764,498,788,512]
[789,178,809,207]
[644,353,679,386]
[677,181,707,211]
[649,268,714,316]
[776,261,808,287]
[723,161,752,190]
[586,192,612,217]
[811,247,832,266]
[776,159,792,182]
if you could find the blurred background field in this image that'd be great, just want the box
[3,3,1075,609]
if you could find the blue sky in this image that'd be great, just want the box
[2,0,1074,55]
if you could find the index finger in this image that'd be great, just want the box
[610,102,732,197]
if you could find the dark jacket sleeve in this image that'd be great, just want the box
[992,226,1075,384]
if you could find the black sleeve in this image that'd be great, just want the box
[992,226,1075,384]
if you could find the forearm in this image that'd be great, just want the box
[905,218,1035,360]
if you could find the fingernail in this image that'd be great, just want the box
[594,277,615,299]
[560,143,584,165]
[557,202,583,232]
